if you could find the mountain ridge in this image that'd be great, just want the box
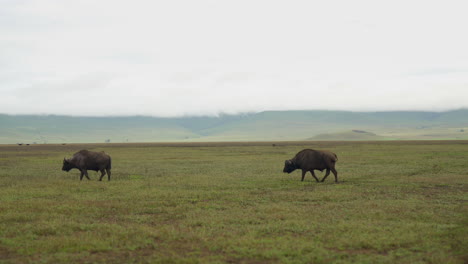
[1,109,467,143]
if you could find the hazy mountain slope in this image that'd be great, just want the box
[193,110,468,140]
[1,109,467,143]
[0,115,198,143]
[309,130,388,141]
[435,109,468,125]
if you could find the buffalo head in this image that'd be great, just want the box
[283,160,297,173]
[62,158,73,172]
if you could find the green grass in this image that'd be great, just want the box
[0,141,467,263]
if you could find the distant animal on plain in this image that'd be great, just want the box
[283,149,338,182]
[62,150,112,181]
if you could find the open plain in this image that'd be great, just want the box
[0,141,466,263]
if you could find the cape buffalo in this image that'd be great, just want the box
[283,149,338,182]
[62,150,112,181]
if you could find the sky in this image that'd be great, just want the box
[1,0,467,117]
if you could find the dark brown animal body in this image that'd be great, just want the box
[283,149,338,182]
[62,150,112,181]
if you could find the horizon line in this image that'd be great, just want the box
[1,108,467,118]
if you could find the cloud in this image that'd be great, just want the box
[1,0,468,116]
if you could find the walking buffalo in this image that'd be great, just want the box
[62,150,112,181]
[283,149,338,182]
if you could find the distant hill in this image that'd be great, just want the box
[308,130,388,141]
[1,109,468,143]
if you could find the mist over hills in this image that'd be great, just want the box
[1,110,468,144]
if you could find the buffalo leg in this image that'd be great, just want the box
[83,170,90,180]
[99,169,106,181]
[80,170,84,181]
[310,170,320,182]
[106,169,111,181]
[321,169,331,182]
[331,168,338,183]
[301,170,307,181]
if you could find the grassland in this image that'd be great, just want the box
[0,141,466,263]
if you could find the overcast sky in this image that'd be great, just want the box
[1,0,467,117]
